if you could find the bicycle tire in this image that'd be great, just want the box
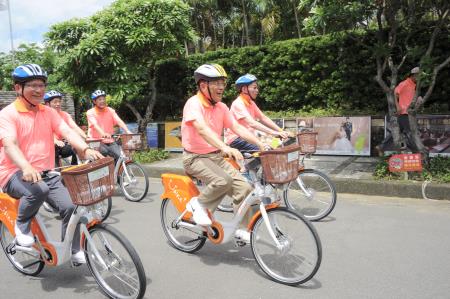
[93,197,112,222]
[251,207,321,285]
[160,199,206,253]
[119,162,149,202]
[84,224,147,299]
[0,222,45,276]
[283,169,337,221]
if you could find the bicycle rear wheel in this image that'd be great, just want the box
[119,162,149,202]
[160,199,206,253]
[0,222,44,276]
[85,224,146,299]
[284,169,337,221]
[251,207,321,285]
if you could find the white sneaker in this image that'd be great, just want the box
[186,197,212,226]
[14,222,34,247]
[234,229,251,243]
[71,251,86,264]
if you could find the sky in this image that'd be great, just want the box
[0,0,115,54]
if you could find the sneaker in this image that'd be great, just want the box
[186,197,212,226]
[14,222,34,247]
[234,229,251,243]
[71,251,86,264]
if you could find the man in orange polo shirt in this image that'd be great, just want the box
[86,90,131,162]
[182,64,265,242]
[376,67,422,155]
[225,74,291,152]
[44,90,88,166]
[0,64,102,263]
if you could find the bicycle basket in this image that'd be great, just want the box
[86,138,102,151]
[61,157,115,206]
[259,144,301,184]
[297,132,318,154]
[120,133,143,150]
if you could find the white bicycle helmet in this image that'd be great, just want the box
[91,89,107,100]
[194,64,228,84]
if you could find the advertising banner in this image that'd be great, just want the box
[165,122,183,152]
[314,116,371,156]
[417,115,450,157]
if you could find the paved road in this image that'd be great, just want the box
[1,178,449,299]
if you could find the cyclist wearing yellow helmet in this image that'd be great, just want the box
[181,64,265,241]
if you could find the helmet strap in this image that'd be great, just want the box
[202,83,216,106]
[242,86,255,101]
[19,84,37,108]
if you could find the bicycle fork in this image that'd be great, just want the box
[259,203,292,254]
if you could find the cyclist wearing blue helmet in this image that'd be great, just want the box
[44,90,88,166]
[0,64,102,263]
[225,74,292,152]
[86,90,131,162]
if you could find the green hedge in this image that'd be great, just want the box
[151,30,450,120]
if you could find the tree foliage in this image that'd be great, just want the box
[46,0,195,130]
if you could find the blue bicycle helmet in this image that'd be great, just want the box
[91,90,107,100]
[44,90,63,102]
[12,64,48,83]
[235,74,257,90]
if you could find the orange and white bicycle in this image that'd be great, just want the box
[160,145,322,285]
[0,158,146,299]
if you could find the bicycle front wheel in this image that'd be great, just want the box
[92,197,112,222]
[119,162,149,202]
[85,224,146,299]
[251,207,321,285]
[0,222,44,276]
[284,169,337,221]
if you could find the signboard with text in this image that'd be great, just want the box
[388,153,423,172]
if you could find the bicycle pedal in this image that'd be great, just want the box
[234,240,247,247]
[6,243,16,255]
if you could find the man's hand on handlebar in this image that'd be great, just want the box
[222,146,243,161]
[83,148,104,161]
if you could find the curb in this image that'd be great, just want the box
[142,163,449,200]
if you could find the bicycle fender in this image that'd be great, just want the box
[161,173,199,213]
[246,202,281,231]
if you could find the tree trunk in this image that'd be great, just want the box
[293,2,301,38]
[241,0,251,46]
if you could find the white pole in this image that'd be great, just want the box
[7,0,15,65]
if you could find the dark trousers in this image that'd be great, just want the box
[229,137,259,153]
[5,171,80,251]
[99,142,122,163]
[55,143,78,166]
[379,114,413,151]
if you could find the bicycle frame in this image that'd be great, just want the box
[0,192,108,267]
[161,169,283,246]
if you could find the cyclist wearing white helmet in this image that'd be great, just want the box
[225,73,291,152]
[181,64,265,241]
[44,90,87,166]
[86,90,131,162]
[0,64,103,263]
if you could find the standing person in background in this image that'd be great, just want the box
[376,67,422,156]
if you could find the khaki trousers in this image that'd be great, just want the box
[183,151,252,212]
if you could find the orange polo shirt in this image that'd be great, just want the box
[395,77,416,115]
[86,107,121,143]
[181,92,235,154]
[225,94,263,144]
[55,110,74,140]
[0,98,68,187]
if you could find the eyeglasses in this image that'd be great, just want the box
[24,83,47,90]
[209,81,227,88]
